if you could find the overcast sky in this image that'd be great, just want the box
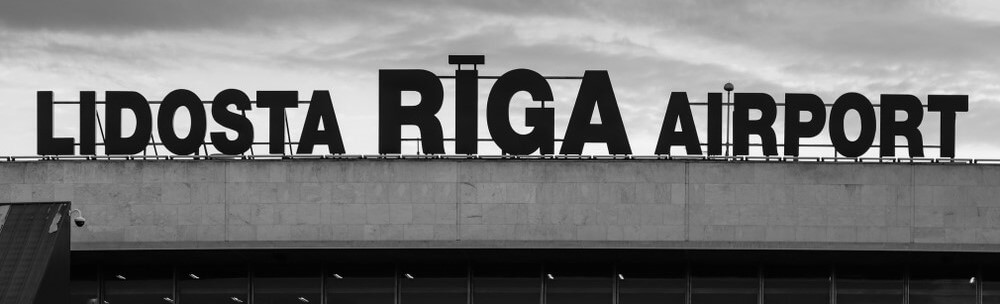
[2,0,999,158]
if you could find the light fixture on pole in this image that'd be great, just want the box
[724,82,734,157]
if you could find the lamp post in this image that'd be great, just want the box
[724,82,734,157]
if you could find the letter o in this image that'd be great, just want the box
[829,92,876,157]
[158,89,207,155]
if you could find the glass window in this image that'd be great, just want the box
[836,265,904,304]
[327,264,396,304]
[909,265,976,304]
[70,264,99,304]
[691,264,757,304]
[400,263,467,304]
[617,263,685,304]
[763,265,829,304]
[178,266,249,304]
[473,263,541,304]
[545,263,613,304]
[104,265,174,304]
[255,265,320,304]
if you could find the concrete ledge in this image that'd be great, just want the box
[4,159,1000,251]
[71,240,1000,253]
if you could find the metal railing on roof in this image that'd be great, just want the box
[4,153,1000,165]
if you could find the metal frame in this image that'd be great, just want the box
[12,154,1000,165]
[79,260,989,304]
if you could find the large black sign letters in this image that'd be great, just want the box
[36,55,969,158]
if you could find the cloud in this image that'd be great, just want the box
[0,0,596,33]
[0,0,998,157]
[0,0,353,32]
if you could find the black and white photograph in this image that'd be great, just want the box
[1,1,999,303]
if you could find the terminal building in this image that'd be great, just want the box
[3,158,1000,304]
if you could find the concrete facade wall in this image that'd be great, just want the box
[1,159,999,251]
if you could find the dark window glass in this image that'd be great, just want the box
[255,265,320,304]
[545,263,613,304]
[178,266,249,304]
[691,264,757,304]
[104,265,174,304]
[617,263,685,304]
[327,264,395,304]
[764,265,829,304]
[984,266,1000,304]
[910,266,976,304]
[836,265,904,304]
[71,264,99,304]
[473,263,541,304]
[400,263,467,304]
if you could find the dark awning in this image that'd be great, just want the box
[0,202,70,304]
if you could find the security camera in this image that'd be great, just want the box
[70,209,86,227]
[73,216,87,227]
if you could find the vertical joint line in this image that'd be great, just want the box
[320,262,327,304]
[468,261,474,304]
[540,263,547,304]
[904,266,910,304]
[977,266,983,304]
[685,263,692,304]
[612,263,619,304]
[455,179,461,241]
[830,265,836,304]
[758,265,765,304]
[172,264,178,304]
[224,162,229,241]
[975,265,983,304]
[394,263,401,304]
[97,264,105,304]
[248,264,255,304]
[684,162,690,241]
[910,165,915,244]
